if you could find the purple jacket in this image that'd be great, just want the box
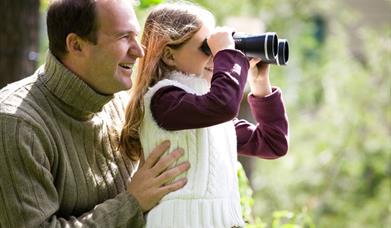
[150,49,289,159]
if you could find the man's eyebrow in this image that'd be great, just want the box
[114,30,140,37]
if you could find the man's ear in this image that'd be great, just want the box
[161,46,176,67]
[65,33,87,56]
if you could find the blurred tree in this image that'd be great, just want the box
[0,0,40,89]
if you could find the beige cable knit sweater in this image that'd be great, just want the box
[0,52,145,227]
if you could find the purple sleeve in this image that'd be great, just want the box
[235,87,289,159]
[150,49,250,130]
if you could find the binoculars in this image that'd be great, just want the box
[200,32,289,65]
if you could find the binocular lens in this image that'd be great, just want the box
[200,32,289,65]
[233,32,278,61]
[263,39,289,65]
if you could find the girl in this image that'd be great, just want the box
[120,2,289,227]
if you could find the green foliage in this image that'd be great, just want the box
[40,0,49,13]
[138,0,165,9]
[238,162,255,223]
[271,210,315,228]
[238,163,267,228]
[239,164,315,228]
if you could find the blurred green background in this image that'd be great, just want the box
[2,0,390,227]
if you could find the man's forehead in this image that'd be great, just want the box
[95,0,140,33]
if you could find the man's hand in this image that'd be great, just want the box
[127,140,190,212]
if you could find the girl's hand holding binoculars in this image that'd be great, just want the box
[206,27,235,55]
[248,58,272,97]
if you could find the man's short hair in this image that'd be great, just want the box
[47,0,98,60]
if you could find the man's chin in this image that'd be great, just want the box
[117,75,133,90]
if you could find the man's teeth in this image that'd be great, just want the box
[120,63,132,69]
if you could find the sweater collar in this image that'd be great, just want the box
[167,71,210,95]
[39,52,113,118]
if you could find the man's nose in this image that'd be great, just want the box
[129,39,144,58]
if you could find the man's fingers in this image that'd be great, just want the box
[143,140,170,168]
[156,161,190,185]
[159,178,188,197]
[151,148,185,175]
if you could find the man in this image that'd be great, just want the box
[0,0,189,227]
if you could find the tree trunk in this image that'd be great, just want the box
[0,0,40,89]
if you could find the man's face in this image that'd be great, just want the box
[84,0,144,95]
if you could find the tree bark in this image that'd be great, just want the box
[0,0,40,89]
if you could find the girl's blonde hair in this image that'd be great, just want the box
[119,2,215,161]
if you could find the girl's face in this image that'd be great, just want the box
[170,23,214,81]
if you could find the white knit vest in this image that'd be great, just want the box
[140,72,244,228]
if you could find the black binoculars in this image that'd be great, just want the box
[200,32,289,65]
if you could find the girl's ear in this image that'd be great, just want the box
[162,46,176,67]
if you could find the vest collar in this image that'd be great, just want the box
[167,71,210,95]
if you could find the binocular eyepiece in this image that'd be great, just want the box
[200,32,289,65]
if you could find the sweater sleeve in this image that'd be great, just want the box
[151,49,250,130]
[0,114,145,228]
[235,87,289,159]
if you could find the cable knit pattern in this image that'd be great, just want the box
[0,52,144,227]
[140,72,244,228]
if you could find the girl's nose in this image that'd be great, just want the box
[206,56,213,66]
